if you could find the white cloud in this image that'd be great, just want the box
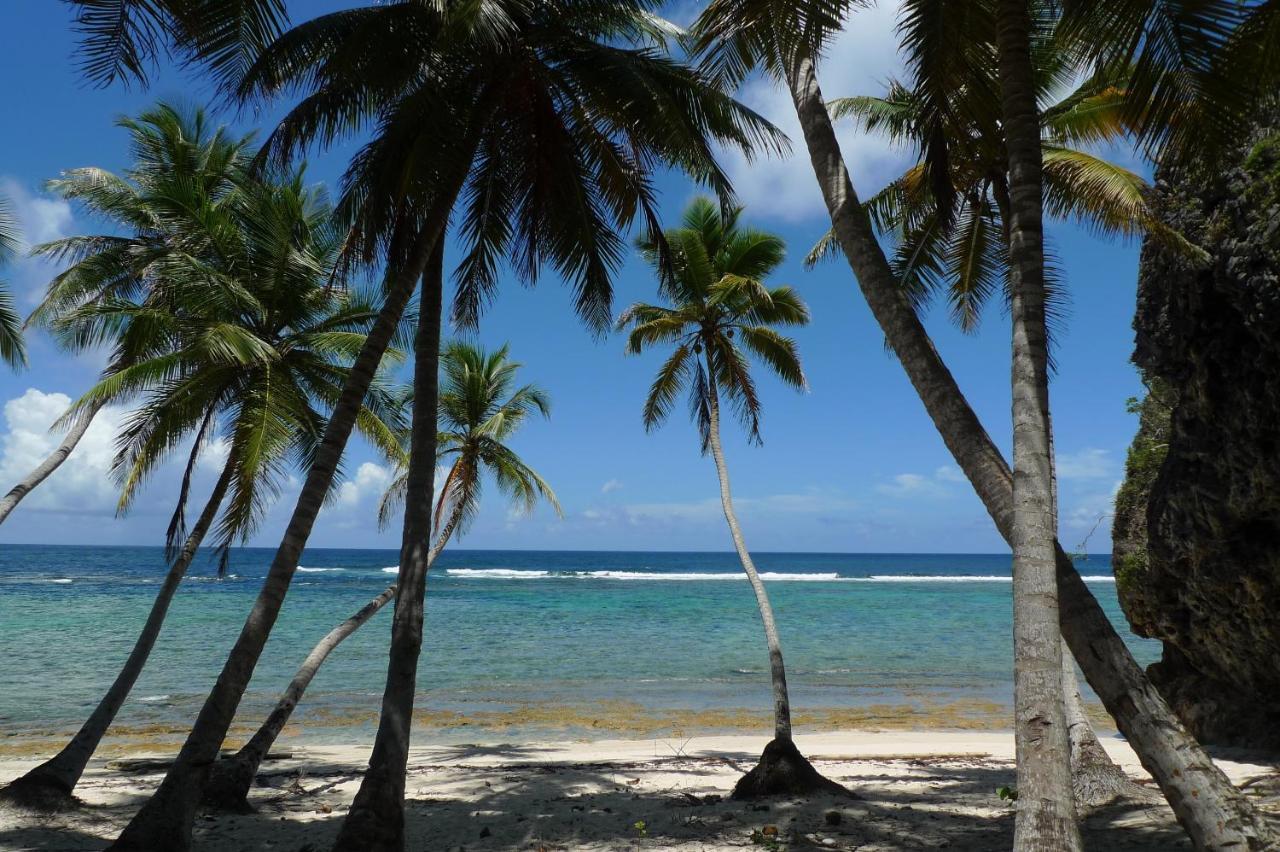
[718,2,911,221]
[1,178,75,306]
[600,478,623,495]
[876,469,951,498]
[2,179,73,246]
[330,462,453,533]
[198,437,231,473]
[934,465,966,483]
[0,388,123,514]
[335,461,395,509]
[1062,479,1122,531]
[579,487,862,529]
[1057,448,1114,480]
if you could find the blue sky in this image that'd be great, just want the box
[0,1,1142,554]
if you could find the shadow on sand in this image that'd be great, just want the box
[0,751,1209,851]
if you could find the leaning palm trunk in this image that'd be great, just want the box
[0,455,235,809]
[107,225,452,851]
[332,241,445,851]
[994,1,1080,846]
[704,370,844,798]
[205,505,464,811]
[1061,639,1135,808]
[203,584,397,811]
[781,48,1274,849]
[0,398,105,526]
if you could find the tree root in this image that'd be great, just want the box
[1073,761,1159,811]
[0,772,78,813]
[731,738,856,799]
[201,756,255,813]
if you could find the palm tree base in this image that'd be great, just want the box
[731,738,854,799]
[0,771,77,813]
[1072,751,1145,811]
[201,757,255,812]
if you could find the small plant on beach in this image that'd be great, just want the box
[621,197,847,799]
[633,819,648,838]
[997,785,1019,802]
[751,825,783,850]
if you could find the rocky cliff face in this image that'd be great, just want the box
[1113,122,1280,751]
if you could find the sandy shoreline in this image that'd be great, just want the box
[3,729,1277,850]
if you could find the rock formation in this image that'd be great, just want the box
[1112,118,1280,751]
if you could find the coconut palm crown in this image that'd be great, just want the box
[804,62,1199,335]
[619,197,809,451]
[379,341,561,536]
[29,103,405,553]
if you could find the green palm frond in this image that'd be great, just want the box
[376,341,557,545]
[943,199,1004,332]
[0,193,25,368]
[31,101,405,557]
[810,12,1209,335]
[625,198,808,450]
[744,286,810,327]
[1057,0,1250,157]
[643,343,695,431]
[735,326,806,390]
[1041,80,1132,147]
[239,0,784,336]
[67,0,288,89]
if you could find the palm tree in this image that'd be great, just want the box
[619,198,842,798]
[0,103,252,528]
[107,4,781,847]
[0,193,24,368]
[204,341,560,810]
[691,2,1275,848]
[808,66,1155,807]
[990,4,1081,842]
[0,107,404,810]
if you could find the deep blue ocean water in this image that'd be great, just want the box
[0,546,1157,749]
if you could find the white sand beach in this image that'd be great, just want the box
[2,729,1276,850]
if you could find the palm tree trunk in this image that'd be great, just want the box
[0,398,104,526]
[331,239,445,852]
[107,224,452,852]
[203,584,398,810]
[1061,640,1134,809]
[781,47,1274,849]
[994,2,1080,846]
[205,491,466,811]
[705,373,792,743]
[703,359,844,799]
[1000,126,1127,815]
[1,454,235,809]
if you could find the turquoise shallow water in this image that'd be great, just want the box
[0,546,1158,750]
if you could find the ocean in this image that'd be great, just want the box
[0,546,1156,756]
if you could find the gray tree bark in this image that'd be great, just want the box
[994,0,1081,846]
[331,239,444,851]
[0,398,105,526]
[1061,640,1134,809]
[0,454,234,808]
[781,47,1274,850]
